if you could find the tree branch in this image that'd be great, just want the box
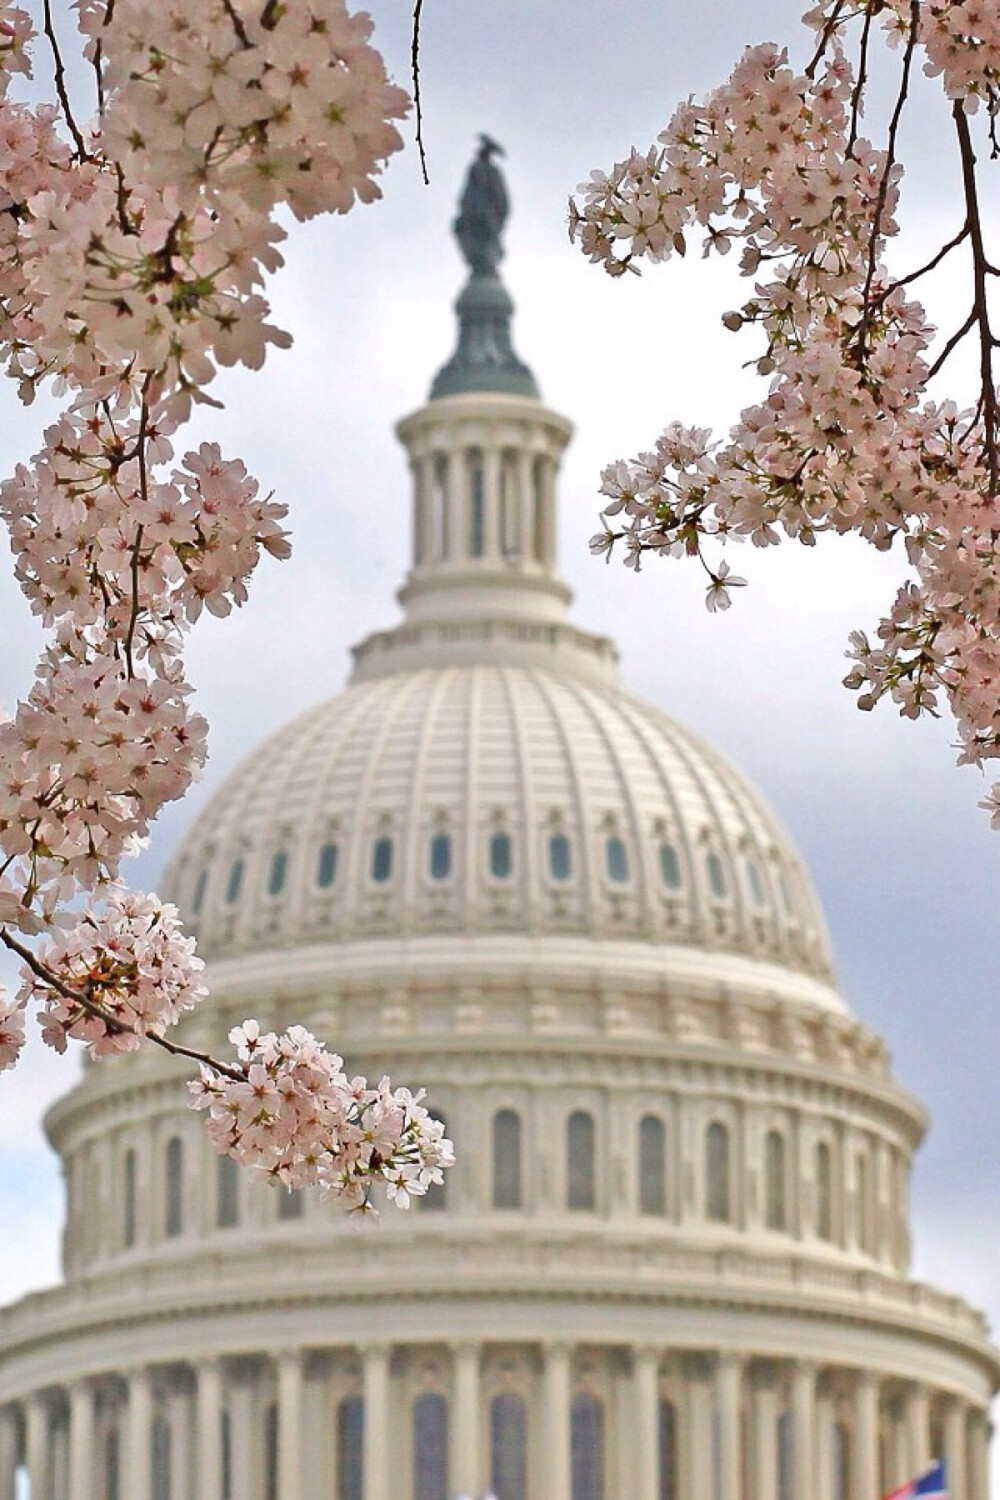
[410,0,430,186]
[42,0,88,159]
[954,101,1000,495]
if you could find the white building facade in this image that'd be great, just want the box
[0,154,997,1500]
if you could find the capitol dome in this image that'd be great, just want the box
[0,145,997,1500]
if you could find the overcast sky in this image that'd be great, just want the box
[2,0,1000,1472]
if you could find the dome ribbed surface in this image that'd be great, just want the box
[163,664,834,986]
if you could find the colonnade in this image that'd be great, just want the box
[0,1343,990,1500]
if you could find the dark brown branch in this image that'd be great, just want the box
[848,4,874,156]
[954,102,1000,495]
[926,307,977,382]
[1,927,243,1082]
[42,0,88,159]
[411,0,430,186]
[880,222,971,300]
[805,0,851,80]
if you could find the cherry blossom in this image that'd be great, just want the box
[0,0,453,1206]
[573,3,1000,828]
[190,1022,455,1213]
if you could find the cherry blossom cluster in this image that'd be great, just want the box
[0,0,454,1209]
[12,888,206,1058]
[190,1022,455,1213]
[572,3,1000,827]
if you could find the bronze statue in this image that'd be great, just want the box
[454,135,509,277]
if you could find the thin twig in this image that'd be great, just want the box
[926,307,977,382]
[1,927,243,1082]
[42,0,88,159]
[411,0,430,186]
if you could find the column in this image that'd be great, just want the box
[126,1367,153,1500]
[967,1409,990,1500]
[686,1357,714,1498]
[277,1351,304,1500]
[750,1371,779,1500]
[0,1406,18,1500]
[451,1343,481,1498]
[904,1383,930,1476]
[26,1394,50,1500]
[538,457,557,569]
[196,1360,224,1500]
[944,1398,968,1500]
[632,1347,660,1500]
[362,1345,390,1500]
[167,1388,194,1500]
[413,457,433,569]
[542,1344,572,1500]
[791,1362,816,1498]
[815,1389,835,1500]
[227,1379,256,1500]
[716,1354,743,1500]
[852,1372,880,1500]
[68,1380,96,1500]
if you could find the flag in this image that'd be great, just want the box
[883,1459,947,1500]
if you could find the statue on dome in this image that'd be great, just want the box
[454,134,509,277]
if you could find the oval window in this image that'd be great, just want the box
[371,836,393,884]
[745,859,766,907]
[316,841,338,889]
[548,833,572,882]
[429,832,452,881]
[489,831,512,880]
[225,858,244,905]
[605,836,629,884]
[706,851,727,899]
[268,850,287,897]
[659,843,681,890]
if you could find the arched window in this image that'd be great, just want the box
[764,1130,787,1231]
[371,836,393,884]
[489,831,512,880]
[122,1148,137,1249]
[278,1187,304,1221]
[570,1394,604,1500]
[317,841,339,889]
[265,1404,278,1500]
[152,1415,171,1500]
[658,843,682,890]
[225,857,244,905]
[429,832,452,881]
[705,1122,731,1224]
[337,1396,364,1500]
[658,1398,678,1500]
[217,1153,240,1228]
[490,1393,527,1500]
[104,1427,120,1500]
[418,1114,448,1211]
[165,1136,184,1237]
[412,1392,449,1500]
[548,833,572,882]
[816,1141,833,1241]
[745,859,766,907]
[469,453,486,558]
[605,836,629,884]
[191,869,208,915]
[706,851,727,899]
[638,1115,667,1217]
[567,1111,596,1211]
[267,850,288,896]
[832,1421,851,1500]
[492,1109,522,1210]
